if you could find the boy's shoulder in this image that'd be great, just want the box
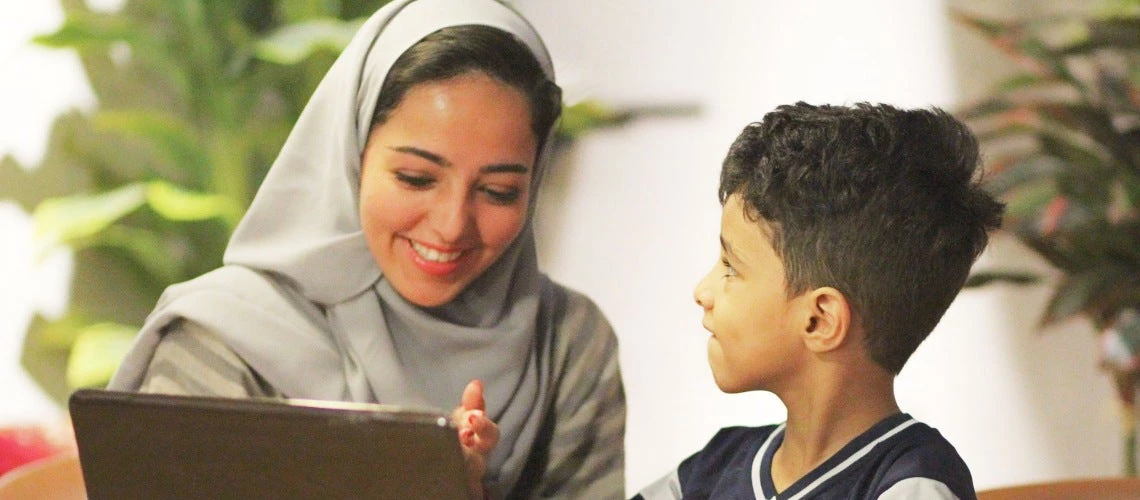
[863,417,976,499]
[633,424,780,500]
[637,415,976,500]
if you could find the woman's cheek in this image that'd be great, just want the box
[481,203,529,249]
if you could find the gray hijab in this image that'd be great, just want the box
[110,0,558,493]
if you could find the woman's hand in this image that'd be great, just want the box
[452,379,500,500]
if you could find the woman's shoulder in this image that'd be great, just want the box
[141,319,282,398]
[157,266,326,331]
[539,277,619,361]
[540,277,609,321]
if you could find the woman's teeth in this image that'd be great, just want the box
[412,241,461,263]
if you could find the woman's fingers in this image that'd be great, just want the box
[453,380,495,500]
[460,410,499,454]
[451,380,482,424]
[461,379,485,412]
[452,379,485,425]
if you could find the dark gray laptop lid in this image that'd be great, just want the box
[69,389,471,499]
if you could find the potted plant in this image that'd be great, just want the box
[954,1,1140,474]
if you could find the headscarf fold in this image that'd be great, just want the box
[110,0,559,493]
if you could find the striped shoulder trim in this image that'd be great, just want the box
[785,417,918,500]
[751,423,785,499]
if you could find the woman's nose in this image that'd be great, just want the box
[434,190,472,243]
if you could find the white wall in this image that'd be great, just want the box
[0,0,1122,492]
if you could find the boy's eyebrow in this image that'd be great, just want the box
[720,235,743,263]
[388,146,529,174]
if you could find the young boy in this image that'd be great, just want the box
[635,102,1003,500]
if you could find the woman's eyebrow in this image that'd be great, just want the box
[389,146,529,174]
[481,164,529,174]
[389,145,450,167]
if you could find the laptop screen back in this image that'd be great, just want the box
[69,389,471,499]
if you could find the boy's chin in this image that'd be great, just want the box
[710,372,753,394]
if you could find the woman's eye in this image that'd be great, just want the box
[394,171,434,189]
[481,186,521,205]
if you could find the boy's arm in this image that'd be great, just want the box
[630,469,682,500]
[873,427,977,500]
[631,426,764,500]
[877,478,964,499]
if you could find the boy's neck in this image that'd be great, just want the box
[769,364,900,493]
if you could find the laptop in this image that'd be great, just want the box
[68,389,472,499]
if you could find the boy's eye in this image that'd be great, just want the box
[481,186,521,205]
[721,257,737,278]
[395,171,434,189]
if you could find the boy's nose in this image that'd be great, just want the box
[693,273,714,310]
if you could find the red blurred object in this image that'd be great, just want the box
[0,427,70,478]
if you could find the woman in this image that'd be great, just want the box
[107,0,625,498]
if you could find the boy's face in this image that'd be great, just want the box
[693,194,810,393]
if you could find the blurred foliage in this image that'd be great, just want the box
[956,2,1140,330]
[2,0,382,404]
[3,0,696,404]
[955,0,1140,475]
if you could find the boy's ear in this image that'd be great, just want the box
[799,287,851,353]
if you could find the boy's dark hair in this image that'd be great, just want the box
[720,102,1004,374]
[371,24,562,152]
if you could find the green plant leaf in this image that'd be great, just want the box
[559,101,623,140]
[985,155,1066,196]
[1003,179,1058,221]
[1039,104,1136,173]
[997,73,1055,94]
[1014,230,1078,272]
[93,110,208,185]
[31,313,91,350]
[0,112,98,211]
[145,181,241,223]
[1042,269,1111,324]
[949,9,1011,39]
[1042,265,1140,325]
[33,11,143,48]
[254,17,365,65]
[65,322,137,388]
[280,0,344,22]
[964,270,1042,287]
[20,316,74,404]
[32,183,147,251]
[96,224,183,284]
[1058,18,1140,54]
[557,101,702,141]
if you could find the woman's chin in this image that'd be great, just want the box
[396,284,463,308]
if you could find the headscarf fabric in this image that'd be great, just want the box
[110,0,559,493]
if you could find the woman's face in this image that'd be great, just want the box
[360,72,538,307]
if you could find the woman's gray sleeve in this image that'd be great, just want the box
[533,299,626,499]
[138,319,280,398]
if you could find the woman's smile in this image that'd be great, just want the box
[406,237,466,277]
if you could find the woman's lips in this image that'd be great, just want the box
[406,238,464,277]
